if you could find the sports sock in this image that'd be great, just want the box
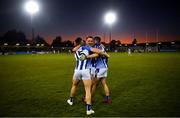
[70,97,74,102]
[105,95,110,100]
[86,104,92,111]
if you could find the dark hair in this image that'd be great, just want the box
[94,36,101,43]
[75,37,82,45]
[86,36,93,40]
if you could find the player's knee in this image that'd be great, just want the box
[92,80,97,85]
[100,78,106,84]
[101,80,107,86]
[72,82,78,86]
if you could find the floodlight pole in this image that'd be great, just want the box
[32,27,35,42]
[146,32,148,51]
[156,29,159,52]
[30,15,35,42]
[109,27,112,43]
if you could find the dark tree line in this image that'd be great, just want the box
[0,29,139,49]
[0,30,74,47]
[51,36,74,47]
[109,40,121,51]
[0,30,28,45]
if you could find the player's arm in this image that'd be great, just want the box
[91,48,110,58]
[101,52,110,58]
[86,53,99,59]
[72,45,81,52]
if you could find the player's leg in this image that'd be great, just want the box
[67,79,80,105]
[70,79,80,96]
[97,68,110,96]
[98,68,112,103]
[82,77,97,103]
[100,78,110,96]
[83,79,92,105]
[83,67,96,103]
[83,79,95,115]
[67,71,80,105]
[100,78,111,103]
[91,68,99,97]
[82,69,95,115]
[91,77,99,97]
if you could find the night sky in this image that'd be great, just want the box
[0,0,180,44]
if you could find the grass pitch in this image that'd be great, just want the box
[0,52,180,116]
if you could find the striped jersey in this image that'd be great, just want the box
[74,45,92,70]
[95,43,108,69]
[90,45,96,68]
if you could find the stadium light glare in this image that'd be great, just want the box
[25,1,39,15]
[104,11,117,26]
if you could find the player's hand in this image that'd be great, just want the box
[105,52,110,58]
[79,54,87,61]
[72,45,81,52]
[100,51,110,58]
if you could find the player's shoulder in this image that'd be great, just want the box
[100,44,105,48]
[96,43,105,50]
[82,45,91,51]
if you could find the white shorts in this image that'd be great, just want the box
[73,69,91,80]
[96,68,108,79]
[90,67,96,78]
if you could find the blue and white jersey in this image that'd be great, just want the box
[95,44,108,69]
[90,45,96,68]
[74,45,92,70]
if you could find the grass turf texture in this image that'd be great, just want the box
[0,52,180,117]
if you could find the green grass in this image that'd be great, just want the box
[0,52,180,116]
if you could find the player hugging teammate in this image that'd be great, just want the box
[67,36,111,115]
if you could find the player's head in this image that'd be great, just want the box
[86,36,95,46]
[94,36,101,44]
[75,37,83,45]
